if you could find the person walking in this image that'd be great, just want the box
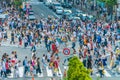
[23,56,28,76]
[5,60,11,76]
[24,36,28,48]
[36,58,42,76]
[98,61,104,78]
[10,31,15,44]
[1,59,7,78]
[42,54,47,70]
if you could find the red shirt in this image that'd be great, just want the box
[5,62,9,70]
[52,43,57,52]
[54,60,58,68]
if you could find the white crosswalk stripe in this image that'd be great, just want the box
[104,69,111,77]
[57,66,62,77]
[94,67,112,77]
[6,66,114,78]
[18,67,24,77]
[46,66,53,77]
[96,73,100,77]
[96,70,112,77]
[27,1,42,5]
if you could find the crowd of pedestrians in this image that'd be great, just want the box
[0,0,120,79]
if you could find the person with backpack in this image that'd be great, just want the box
[23,56,28,76]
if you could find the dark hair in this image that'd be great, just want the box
[25,56,27,59]
[37,58,40,61]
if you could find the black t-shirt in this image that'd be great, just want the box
[11,33,14,37]
[44,36,48,42]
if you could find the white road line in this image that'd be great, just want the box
[46,66,53,77]
[53,12,60,18]
[106,54,111,57]
[19,67,24,77]
[57,66,63,77]
[41,13,44,17]
[64,66,68,70]
[96,73,100,77]
[29,2,42,5]
[104,69,111,77]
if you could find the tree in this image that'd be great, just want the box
[98,0,117,20]
[99,0,117,6]
[67,56,92,80]
[98,0,117,13]
[14,0,22,6]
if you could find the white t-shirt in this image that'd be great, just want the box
[0,32,2,38]
[55,41,59,47]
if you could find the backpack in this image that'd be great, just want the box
[23,60,25,66]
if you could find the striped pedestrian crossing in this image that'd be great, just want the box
[104,69,111,77]
[18,67,24,78]
[46,66,53,77]
[6,66,120,79]
[56,67,62,77]
[95,69,112,77]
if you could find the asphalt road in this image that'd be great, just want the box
[31,2,60,19]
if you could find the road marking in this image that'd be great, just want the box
[64,66,68,70]
[96,73,100,77]
[19,67,24,77]
[41,13,44,17]
[28,2,42,5]
[52,12,60,18]
[104,69,111,77]
[57,66,63,77]
[46,66,53,77]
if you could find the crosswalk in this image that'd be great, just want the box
[46,66,53,77]
[95,69,112,77]
[7,66,64,78]
[27,1,42,5]
[6,66,120,79]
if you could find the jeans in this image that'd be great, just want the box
[6,69,11,74]
[24,66,28,75]
[99,70,104,78]
[36,67,41,74]
[47,44,51,51]
[72,42,75,49]
[24,42,28,48]
[10,37,15,44]
[45,42,47,48]
[1,71,7,78]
